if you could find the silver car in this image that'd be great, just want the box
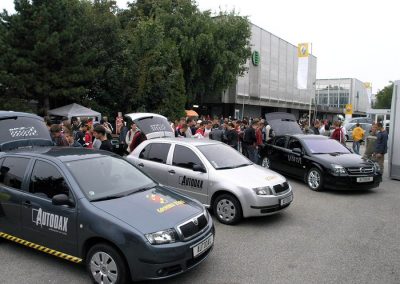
[125,113,293,225]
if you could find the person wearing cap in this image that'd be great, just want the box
[93,125,113,152]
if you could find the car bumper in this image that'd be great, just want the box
[244,188,293,218]
[323,174,382,190]
[129,222,215,281]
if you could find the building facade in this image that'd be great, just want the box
[315,78,371,118]
[203,23,317,119]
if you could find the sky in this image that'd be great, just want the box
[1,0,399,93]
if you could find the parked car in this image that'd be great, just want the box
[344,123,372,141]
[0,111,214,283]
[126,113,293,225]
[345,117,373,124]
[260,112,382,191]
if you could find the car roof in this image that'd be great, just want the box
[144,138,222,147]
[288,134,329,140]
[0,111,42,119]
[1,147,116,163]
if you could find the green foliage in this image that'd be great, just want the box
[374,84,393,109]
[0,0,251,119]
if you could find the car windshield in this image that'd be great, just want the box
[65,156,156,201]
[303,139,351,154]
[197,144,252,169]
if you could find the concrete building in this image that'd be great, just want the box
[203,23,317,119]
[315,78,371,120]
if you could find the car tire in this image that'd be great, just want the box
[261,156,271,169]
[213,194,242,225]
[86,243,130,284]
[306,167,324,191]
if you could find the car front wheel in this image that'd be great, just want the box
[86,243,129,284]
[306,168,324,191]
[213,194,242,225]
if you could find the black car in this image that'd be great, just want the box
[260,113,382,191]
[0,111,214,283]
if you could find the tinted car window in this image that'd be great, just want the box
[146,143,170,164]
[173,145,204,170]
[303,139,351,154]
[0,157,29,190]
[274,137,286,147]
[30,160,70,199]
[65,156,155,201]
[139,144,151,159]
[287,139,302,150]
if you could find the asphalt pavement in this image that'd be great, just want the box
[1,148,399,284]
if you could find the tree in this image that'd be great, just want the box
[124,0,251,107]
[125,19,186,119]
[374,83,393,109]
[0,0,105,115]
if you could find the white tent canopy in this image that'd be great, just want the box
[48,103,101,120]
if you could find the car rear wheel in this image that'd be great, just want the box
[86,243,129,284]
[261,156,271,169]
[306,168,323,191]
[213,194,242,225]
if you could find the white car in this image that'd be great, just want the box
[126,113,293,225]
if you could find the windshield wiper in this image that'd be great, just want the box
[217,163,252,170]
[216,166,235,170]
[91,194,125,202]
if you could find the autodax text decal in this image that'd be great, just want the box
[179,176,203,189]
[32,208,68,235]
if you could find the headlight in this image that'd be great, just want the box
[253,186,273,195]
[330,164,347,176]
[145,229,177,245]
[374,162,381,173]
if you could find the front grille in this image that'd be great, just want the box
[347,167,374,175]
[178,214,208,240]
[273,182,290,194]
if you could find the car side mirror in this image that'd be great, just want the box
[193,164,206,173]
[292,148,303,156]
[52,194,74,207]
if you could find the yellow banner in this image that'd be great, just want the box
[298,43,309,57]
[345,104,353,115]
[364,82,372,89]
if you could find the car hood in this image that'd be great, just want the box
[216,164,287,188]
[313,153,374,168]
[92,186,204,233]
[124,113,174,139]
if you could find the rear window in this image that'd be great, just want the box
[0,157,30,190]
[0,115,52,150]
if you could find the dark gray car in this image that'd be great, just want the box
[0,111,214,283]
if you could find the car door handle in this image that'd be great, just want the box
[168,170,175,174]
[23,201,32,208]
[138,163,144,168]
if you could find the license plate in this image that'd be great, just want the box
[357,177,373,183]
[280,195,293,206]
[193,234,213,258]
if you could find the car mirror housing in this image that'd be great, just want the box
[52,194,73,207]
[193,165,206,173]
[292,148,302,156]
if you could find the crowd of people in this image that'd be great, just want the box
[44,113,388,173]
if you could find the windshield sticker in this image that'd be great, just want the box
[288,155,302,164]
[179,176,203,189]
[32,208,68,235]
[157,200,186,213]
[265,175,278,181]
[9,126,39,138]
[149,124,166,132]
[146,194,168,204]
